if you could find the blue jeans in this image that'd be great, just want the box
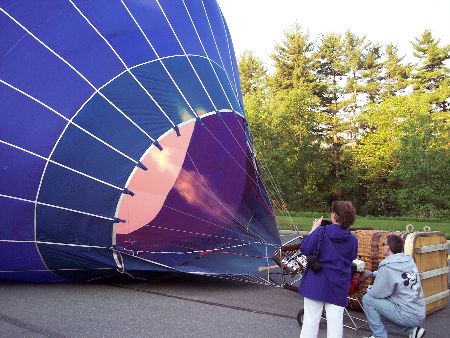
[362,293,423,338]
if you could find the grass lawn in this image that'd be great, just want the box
[276,211,450,239]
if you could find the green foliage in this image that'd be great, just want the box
[238,51,268,96]
[412,30,450,111]
[238,28,449,219]
[276,212,450,238]
[381,44,412,98]
[391,110,450,218]
[271,24,315,91]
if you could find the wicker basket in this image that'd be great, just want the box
[347,230,404,310]
[348,229,449,315]
[352,230,403,272]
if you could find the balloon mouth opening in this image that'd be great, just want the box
[114,121,196,235]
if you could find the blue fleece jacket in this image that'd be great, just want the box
[298,224,358,307]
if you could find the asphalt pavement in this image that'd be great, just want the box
[0,233,448,338]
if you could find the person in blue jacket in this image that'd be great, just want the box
[299,200,358,338]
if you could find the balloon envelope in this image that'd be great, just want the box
[0,0,280,282]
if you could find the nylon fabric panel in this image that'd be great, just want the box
[129,61,197,127]
[189,56,240,112]
[210,61,242,113]
[49,124,136,187]
[223,19,243,105]
[73,94,151,161]
[121,0,183,58]
[36,206,113,247]
[0,86,67,157]
[249,192,280,245]
[0,0,125,88]
[162,56,216,115]
[179,243,270,275]
[0,143,45,200]
[38,163,123,218]
[202,0,239,97]
[118,254,173,274]
[100,70,174,139]
[37,244,118,281]
[0,242,48,272]
[71,0,158,68]
[182,1,222,67]
[0,271,66,283]
[0,198,34,241]
[0,14,93,119]
[0,242,65,283]
[158,0,205,57]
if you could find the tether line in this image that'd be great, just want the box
[161,203,261,242]
[185,152,259,232]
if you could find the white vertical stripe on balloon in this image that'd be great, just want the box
[200,0,242,109]
[68,0,177,129]
[216,5,240,103]
[155,0,217,111]
[0,8,158,143]
[0,79,138,165]
[120,0,199,119]
[182,0,235,111]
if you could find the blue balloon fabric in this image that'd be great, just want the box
[0,0,280,282]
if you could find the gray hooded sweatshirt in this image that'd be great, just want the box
[368,253,426,320]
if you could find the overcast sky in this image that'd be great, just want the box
[217,0,450,71]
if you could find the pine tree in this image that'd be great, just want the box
[412,30,450,111]
[238,51,268,97]
[381,43,412,99]
[312,33,347,198]
[271,24,315,92]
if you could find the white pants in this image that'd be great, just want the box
[299,297,344,338]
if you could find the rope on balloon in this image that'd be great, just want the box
[0,2,292,282]
[217,116,298,234]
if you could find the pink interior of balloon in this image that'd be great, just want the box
[115,123,195,234]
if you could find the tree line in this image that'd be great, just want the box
[238,26,449,218]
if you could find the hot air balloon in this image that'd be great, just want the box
[0,0,280,282]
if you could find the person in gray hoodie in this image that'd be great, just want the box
[362,234,426,338]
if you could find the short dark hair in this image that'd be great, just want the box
[386,234,404,254]
[331,201,356,228]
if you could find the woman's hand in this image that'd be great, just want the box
[311,216,323,232]
[362,270,373,279]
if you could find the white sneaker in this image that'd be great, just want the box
[361,336,374,338]
[409,327,426,338]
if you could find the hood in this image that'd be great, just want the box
[326,223,354,242]
[379,253,415,272]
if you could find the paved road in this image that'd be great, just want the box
[0,233,448,338]
[1,272,449,338]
